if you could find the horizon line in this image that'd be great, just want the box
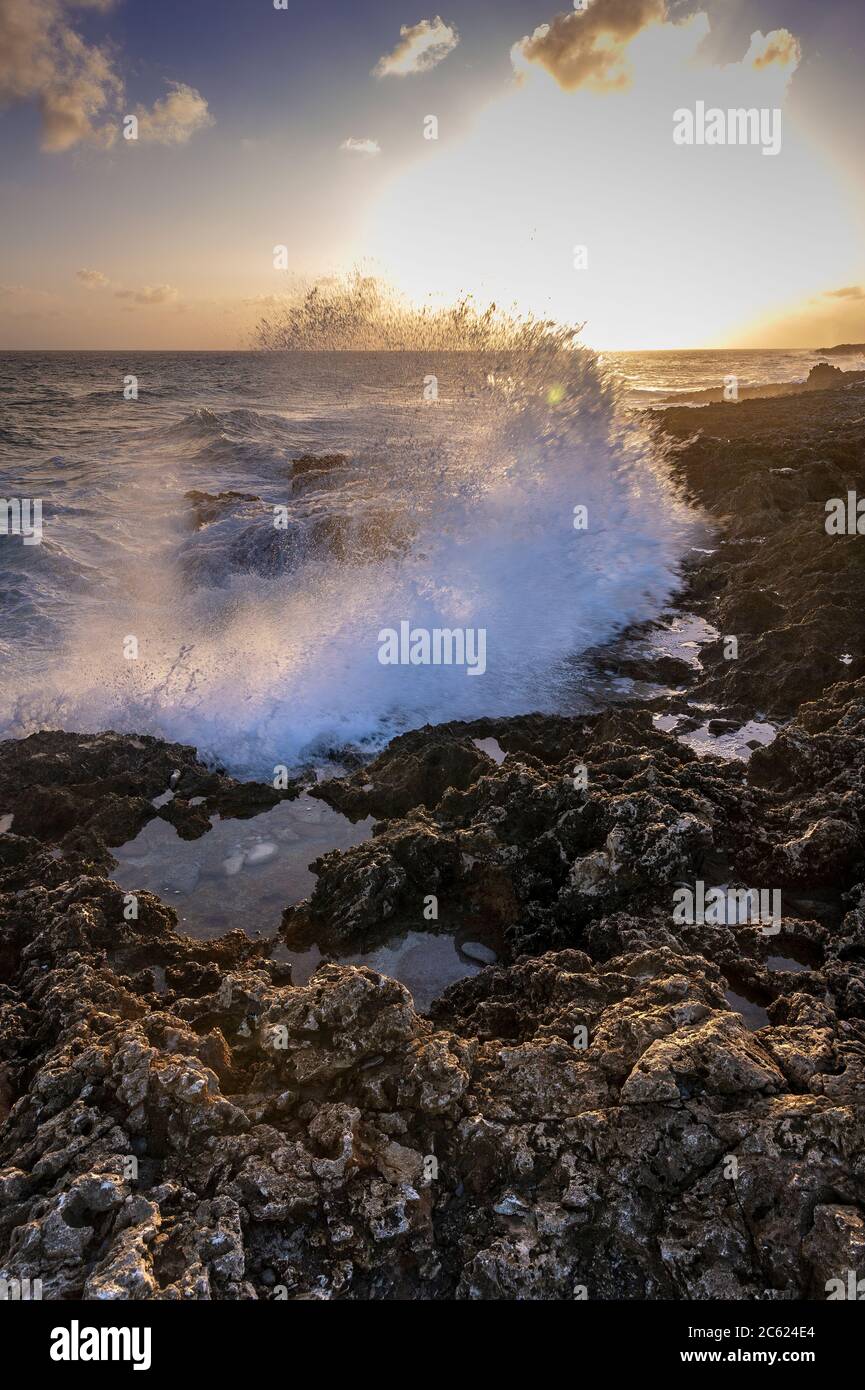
[0,344,855,354]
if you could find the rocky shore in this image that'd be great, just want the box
[2,387,865,1300]
[660,358,865,404]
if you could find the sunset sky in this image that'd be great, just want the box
[1,0,863,351]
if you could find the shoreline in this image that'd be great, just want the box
[649,358,865,406]
[2,385,865,1299]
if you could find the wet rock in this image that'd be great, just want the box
[287,453,349,493]
[283,816,465,950]
[656,391,865,715]
[185,490,261,530]
[600,654,694,686]
[0,732,295,859]
[314,727,494,820]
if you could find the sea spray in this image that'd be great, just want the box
[1,281,698,775]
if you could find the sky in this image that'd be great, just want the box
[0,0,863,351]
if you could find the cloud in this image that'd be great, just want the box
[0,0,212,152]
[512,0,667,92]
[132,81,213,146]
[114,284,179,306]
[340,137,381,156]
[824,286,865,301]
[76,267,109,288]
[0,0,122,151]
[373,16,459,78]
[748,29,800,71]
[74,268,180,305]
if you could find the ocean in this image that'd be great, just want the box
[604,346,865,405]
[0,344,847,775]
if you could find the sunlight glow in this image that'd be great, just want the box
[367,16,861,349]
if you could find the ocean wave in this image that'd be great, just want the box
[168,406,298,441]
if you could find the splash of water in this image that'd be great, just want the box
[3,282,697,775]
[253,271,585,353]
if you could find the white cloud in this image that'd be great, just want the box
[132,81,214,146]
[340,137,381,156]
[373,16,459,78]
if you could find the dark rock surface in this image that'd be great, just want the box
[653,389,865,713]
[2,388,865,1300]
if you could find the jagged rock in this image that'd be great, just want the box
[3,392,865,1301]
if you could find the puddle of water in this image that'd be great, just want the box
[724,988,770,1030]
[687,884,781,926]
[652,713,681,733]
[273,930,495,1014]
[608,612,720,704]
[767,954,807,974]
[473,736,507,765]
[113,791,500,1011]
[678,718,776,762]
[650,612,720,671]
[111,792,374,940]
